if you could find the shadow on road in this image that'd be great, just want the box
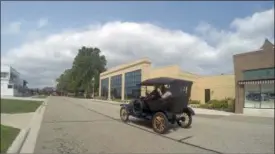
[130,118,185,133]
[43,119,115,123]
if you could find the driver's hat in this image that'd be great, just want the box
[163,84,169,88]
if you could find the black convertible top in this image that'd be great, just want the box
[140,77,193,86]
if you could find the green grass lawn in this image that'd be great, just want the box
[1,99,43,113]
[0,125,20,153]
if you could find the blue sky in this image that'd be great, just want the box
[1,1,273,53]
[1,1,274,87]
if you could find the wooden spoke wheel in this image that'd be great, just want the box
[120,107,129,122]
[152,112,168,134]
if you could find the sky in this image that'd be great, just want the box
[1,1,274,88]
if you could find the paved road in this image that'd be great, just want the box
[34,97,274,153]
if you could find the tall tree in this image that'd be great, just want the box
[56,47,107,96]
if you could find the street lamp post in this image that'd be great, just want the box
[92,77,95,98]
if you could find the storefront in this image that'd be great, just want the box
[234,39,275,113]
[239,78,274,109]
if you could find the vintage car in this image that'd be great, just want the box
[119,77,195,134]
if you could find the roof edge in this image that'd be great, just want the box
[101,58,151,76]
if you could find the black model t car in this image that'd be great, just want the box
[119,77,195,134]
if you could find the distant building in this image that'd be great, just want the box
[1,65,27,97]
[99,58,235,104]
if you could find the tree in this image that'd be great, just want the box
[56,47,107,96]
[56,69,74,93]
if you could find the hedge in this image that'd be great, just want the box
[189,100,201,104]
[198,98,235,112]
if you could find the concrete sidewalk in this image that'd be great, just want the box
[1,113,34,129]
[2,98,48,154]
[1,96,46,102]
[92,99,275,118]
[192,108,233,116]
[92,99,233,116]
[243,108,274,118]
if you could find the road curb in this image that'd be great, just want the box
[6,99,48,154]
[92,99,127,105]
[6,127,30,154]
[20,99,47,153]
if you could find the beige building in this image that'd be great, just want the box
[99,58,235,103]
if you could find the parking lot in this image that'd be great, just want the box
[34,97,274,153]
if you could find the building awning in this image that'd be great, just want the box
[238,79,275,85]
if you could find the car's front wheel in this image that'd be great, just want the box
[177,111,192,128]
[120,107,129,123]
[152,112,169,134]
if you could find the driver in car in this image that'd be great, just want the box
[158,85,172,99]
[145,85,160,100]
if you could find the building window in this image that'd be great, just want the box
[1,72,9,78]
[124,69,142,99]
[10,73,16,80]
[244,84,261,108]
[243,67,275,80]
[111,74,122,99]
[261,83,274,108]
[101,78,109,98]
[244,83,274,109]
[8,85,13,89]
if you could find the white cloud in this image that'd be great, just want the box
[230,8,274,39]
[2,21,22,35]
[37,18,48,28]
[1,8,274,88]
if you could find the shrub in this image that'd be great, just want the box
[207,99,228,109]
[189,104,199,108]
[198,98,236,112]
[94,96,101,99]
[199,104,210,109]
[189,100,201,104]
[213,99,228,109]
[94,96,107,100]
[207,103,214,109]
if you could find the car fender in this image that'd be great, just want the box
[120,104,131,109]
[121,102,135,110]
[183,107,195,116]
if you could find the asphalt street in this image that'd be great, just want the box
[34,97,274,153]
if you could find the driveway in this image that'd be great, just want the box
[34,97,274,153]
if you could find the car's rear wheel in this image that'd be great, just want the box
[152,112,169,134]
[120,107,129,123]
[177,112,192,128]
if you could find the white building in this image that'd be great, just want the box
[1,65,27,97]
